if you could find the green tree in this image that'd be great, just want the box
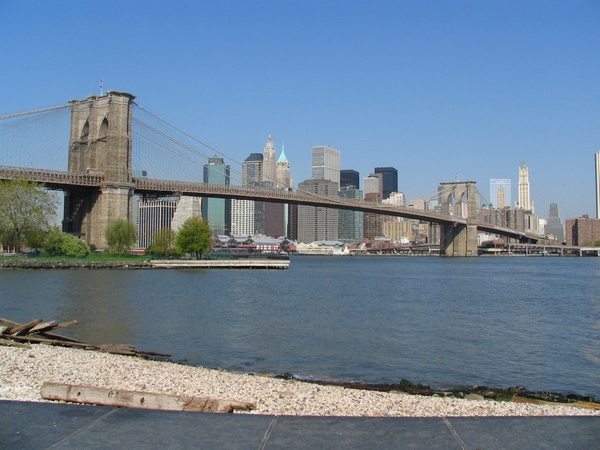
[43,227,90,257]
[175,217,213,259]
[0,179,57,251]
[105,219,136,256]
[147,228,179,257]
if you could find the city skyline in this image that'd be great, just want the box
[1,1,599,220]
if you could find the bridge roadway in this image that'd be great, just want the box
[0,166,539,242]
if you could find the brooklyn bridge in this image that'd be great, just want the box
[0,91,540,256]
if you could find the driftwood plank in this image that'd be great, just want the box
[29,321,57,334]
[7,319,43,335]
[33,319,78,334]
[41,382,255,413]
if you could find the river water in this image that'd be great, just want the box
[1,256,599,398]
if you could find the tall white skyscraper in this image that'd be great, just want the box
[595,151,600,219]
[311,146,340,186]
[518,160,533,212]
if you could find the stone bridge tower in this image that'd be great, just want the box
[438,181,478,257]
[63,91,135,248]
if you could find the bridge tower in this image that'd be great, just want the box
[63,91,136,248]
[438,181,479,257]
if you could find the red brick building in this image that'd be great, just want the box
[565,215,600,246]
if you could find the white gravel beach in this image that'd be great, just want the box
[1,345,598,417]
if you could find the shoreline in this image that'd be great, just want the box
[0,257,289,270]
[1,345,598,417]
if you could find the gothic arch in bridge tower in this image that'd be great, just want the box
[438,181,479,257]
[63,91,136,249]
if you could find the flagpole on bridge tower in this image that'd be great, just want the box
[99,79,103,95]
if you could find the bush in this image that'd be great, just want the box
[42,227,90,257]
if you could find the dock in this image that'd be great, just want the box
[151,259,290,269]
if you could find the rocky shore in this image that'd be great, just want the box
[1,345,598,417]
[0,259,152,270]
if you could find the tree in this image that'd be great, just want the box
[105,219,136,256]
[147,228,179,257]
[0,179,57,251]
[175,217,213,259]
[43,227,90,257]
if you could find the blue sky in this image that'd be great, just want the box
[1,0,599,220]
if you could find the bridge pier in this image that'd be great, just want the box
[63,91,135,249]
[439,223,478,257]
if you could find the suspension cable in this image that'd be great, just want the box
[0,104,70,121]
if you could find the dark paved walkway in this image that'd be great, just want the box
[1,400,599,449]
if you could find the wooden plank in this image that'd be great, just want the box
[28,321,57,334]
[39,331,84,343]
[34,319,78,334]
[7,319,43,335]
[40,382,255,413]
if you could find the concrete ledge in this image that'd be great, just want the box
[151,259,290,269]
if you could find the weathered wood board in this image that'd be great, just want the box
[41,382,255,413]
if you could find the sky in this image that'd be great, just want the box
[1,0,599,220]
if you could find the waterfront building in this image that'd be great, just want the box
[545,203,564,241]
[595,152,600,219]
[311,146,340,186]
[338,186,364,242]
[490,179,511,209]
[297,179,339,243]
[565,215,600,246]
[518,161,533,212]
[340,169,360,190]
[202,156,231,235]
[230,199,255,235]
[137,197,177,249]
[374,167,398,200]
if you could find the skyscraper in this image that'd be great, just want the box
[340,169,360,189]
[595,151,600,219]
[363,173,383,240]
[518,160,533,212]
[276,145,293,189]
[262,136,277,187]
[489,179,511,208]
[338,186,363,242]
[202,156,231,235]
[231,153,263,235]
[545,203,564,241]
[311,146,340,185]
[374,167,398,200]
[297,179,339,243]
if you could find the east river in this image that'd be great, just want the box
[2,255,599,399]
